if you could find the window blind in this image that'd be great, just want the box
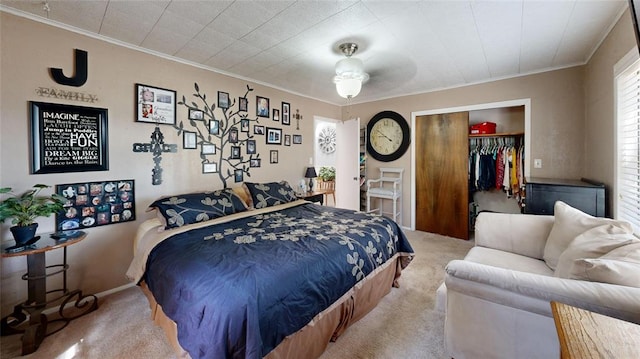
[616,57,640,232]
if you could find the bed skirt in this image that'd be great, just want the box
[139,253,406,359]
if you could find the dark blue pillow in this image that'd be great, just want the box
[244,181,297,209]
[150,188,247,229]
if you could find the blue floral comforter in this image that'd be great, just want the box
[144,202,413,359]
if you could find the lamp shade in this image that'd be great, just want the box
[305,167,317,178]
[335,78,362,99]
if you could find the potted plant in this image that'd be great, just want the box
[318,166,336,182]
[0,184,65,246]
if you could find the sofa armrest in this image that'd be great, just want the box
[445,260,640,325]
[475,212,554,259]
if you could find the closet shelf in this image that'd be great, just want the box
[469,131,524,138]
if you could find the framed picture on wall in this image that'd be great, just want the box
[266,127,282,145]
[254,125,265,135]
[282,102,290,125]
[209,120,220,135]
[135,83,176,125]
[257,96,270,118]
[203,162,218,173]
[247,139,256,154]
[234,169,244,183]
[239,97,248,112]
[183,131,197,149]
[272,109,280,122]
[189,109,204,120]
[293,134,302,144]
[250,158,261,168]
[218,91,230,109]
[270,150,279,164]
[284,135,291,146]
[202,144,216,155]
[30,101,109,174]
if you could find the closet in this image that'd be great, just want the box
[415,106,525,240]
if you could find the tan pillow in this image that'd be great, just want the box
[232,186,252,209]
[554,224,638,278]
[543,201,633,270]
[570,241,640,287]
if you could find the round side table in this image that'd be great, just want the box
[1,231,98,355]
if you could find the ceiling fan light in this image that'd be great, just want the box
[335,57,364,76]
[335,78,362,99]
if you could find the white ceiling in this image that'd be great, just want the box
[0,0,629,105]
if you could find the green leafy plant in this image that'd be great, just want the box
[0,184,65,227]
[318,166,336,181]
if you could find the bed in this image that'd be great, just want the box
[126,182,414,359]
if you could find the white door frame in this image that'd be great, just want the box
[410,98,531,230]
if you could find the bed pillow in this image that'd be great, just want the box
[569,241,640,287]
[554,224,638,278]
[244,181,297,209]
[149,188,247,229]
[542,201,633,270]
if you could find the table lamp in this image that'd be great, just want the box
[305,167,317,192]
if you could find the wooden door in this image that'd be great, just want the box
[335,117,360,210]
[415,112,469,239]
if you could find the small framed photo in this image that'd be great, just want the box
[202,144,216,155]
[218,91,230,109]
[270,150,279,164]
[250,158,261,168]
[234,169,244,183]
[254,125,265,135]
[247,139,256,154]
[239,97,248,112]
[209,120,219,135]
[231,146,241,159]
[284,135,291,146]
[189,109,204,120]
[241,119,249,132]
[282,102,290,125]
[257,96,270,118]
[272,109,280,122]
[203,162,217,173]
[183,131,197,149]
[266,127,282,145]
[293,134,302,144]
[136,83,176,125]
[229,127,239,143]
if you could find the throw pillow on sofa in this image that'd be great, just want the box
[570,241,640,287]
[542,201,633,270]
[554,224,638,278]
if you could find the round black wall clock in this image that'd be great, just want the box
[366,111,410,162]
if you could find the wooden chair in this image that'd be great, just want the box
[317,179,336,206]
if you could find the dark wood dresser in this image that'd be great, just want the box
[524,177,605,217]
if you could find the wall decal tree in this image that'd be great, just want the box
[175,83,260,188]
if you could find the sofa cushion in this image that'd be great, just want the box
[568,241,640,288]
[542,201,633,270]
[555,224,638,278]
[464,247,554,276]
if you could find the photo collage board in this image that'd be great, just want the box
[56,179,135,231]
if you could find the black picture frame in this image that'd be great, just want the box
[231,146,241,159]
[254,125,265,135]
[247,139,256,154]
[293,134,302,144]
[284,134,291,146]
[201,144,216,155]
[229,127,239,143]
[135,83,176,125]
[234,169,244,183]
[30,101,109,174]
[218,91,230,109]
[250,158,261,168]
[203,162,218,174]
[266,127,282,145]
[241,119,249,132]
[282,102,291,125]
[272,109,280,122]
[239,97,248,112]
[189,109,204,120]
[257,96,270,118]
[209,120,220,135]
[270,150,279,164]
[55,179,135,230]
[183,131,197,149]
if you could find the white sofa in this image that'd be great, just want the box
[437,202,640,359]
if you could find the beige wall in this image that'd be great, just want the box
[584,8,636,215]
[0,13,339,315]
[346,66,585,228]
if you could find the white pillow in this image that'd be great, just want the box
[571,241,640,287]
[554,224,638,278]
[543,201,633,270]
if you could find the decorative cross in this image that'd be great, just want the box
[132,125,177,185]
[293,109,303,130]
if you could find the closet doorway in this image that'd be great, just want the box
[410,99,531,239]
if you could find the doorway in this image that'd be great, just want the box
[410,99,531,235]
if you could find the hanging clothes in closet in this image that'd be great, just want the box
[469,136,525,205]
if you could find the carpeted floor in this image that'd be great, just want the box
[1,230,472,359]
